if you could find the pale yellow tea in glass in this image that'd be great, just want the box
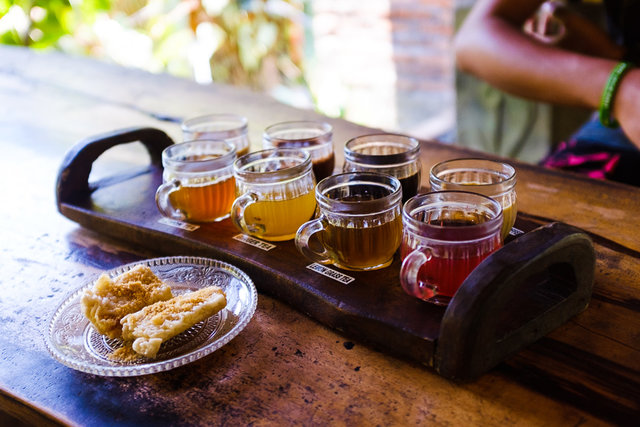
[429,158,516,240]
[232,148,316,241]
[242,190,316,240]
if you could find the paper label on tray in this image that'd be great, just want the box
[158,218,200,231]
[509,227,525,236]
[232,234,276,251]
[306,263,354,284]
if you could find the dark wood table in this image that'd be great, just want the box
[1,45,638,426]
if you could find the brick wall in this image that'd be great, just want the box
[309,0,455,140]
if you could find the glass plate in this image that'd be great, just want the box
[45,256,257,377]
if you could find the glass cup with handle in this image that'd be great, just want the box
[429,158,516,240]
[156,139,237,223]
[343,133,421,204]
[400,191,504,306]
[295,172,403,271]
[182,114,251,157]
[232,148,316,242]
[263,120,335,181]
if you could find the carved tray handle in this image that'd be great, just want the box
[435,222,595,381]
[56,127,174,205]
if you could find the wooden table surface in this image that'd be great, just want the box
[1,45,639,426]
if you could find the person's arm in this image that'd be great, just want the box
[524,1,624,58]
[454,0,640,148]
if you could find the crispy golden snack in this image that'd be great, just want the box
[81,265,173,339]
[121,286,227,358]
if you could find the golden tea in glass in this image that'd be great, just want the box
[296,172,403,271]
[322,216,402,270]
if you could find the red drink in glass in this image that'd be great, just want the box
[400,192,503,305]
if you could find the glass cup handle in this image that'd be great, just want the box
[155,179,185,221]
[295,216,332,264]
[400,246,436,299]
[231,192,259,235]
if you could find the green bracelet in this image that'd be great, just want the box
[599,61,633,128]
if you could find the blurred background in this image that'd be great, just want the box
[0,0,456,141]
[3,0,577,163]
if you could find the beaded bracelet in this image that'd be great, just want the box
[599,62,633,128]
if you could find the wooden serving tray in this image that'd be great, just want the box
[55,127,595,381]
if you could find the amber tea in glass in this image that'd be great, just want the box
[156,140,236,223]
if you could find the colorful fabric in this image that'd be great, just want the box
[540,137,640,186]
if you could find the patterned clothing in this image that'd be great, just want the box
[541,0,640,186]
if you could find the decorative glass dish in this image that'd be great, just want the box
[45,256,257,377]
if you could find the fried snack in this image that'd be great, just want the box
[81,265,173,339]
[121,286,227,358]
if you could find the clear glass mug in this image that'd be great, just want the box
[400,191,504,306]
[232,148,316,241]
[429,158,516,240]
[295,172,403,271]
[156,140,236,223]
[263,121,335,182]
[182,114,250,157]
[343,134,421,204]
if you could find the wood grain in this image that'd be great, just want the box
[1,45,638,426]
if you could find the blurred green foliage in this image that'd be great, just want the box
[0,0,308,91]
[0,0,109,47]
